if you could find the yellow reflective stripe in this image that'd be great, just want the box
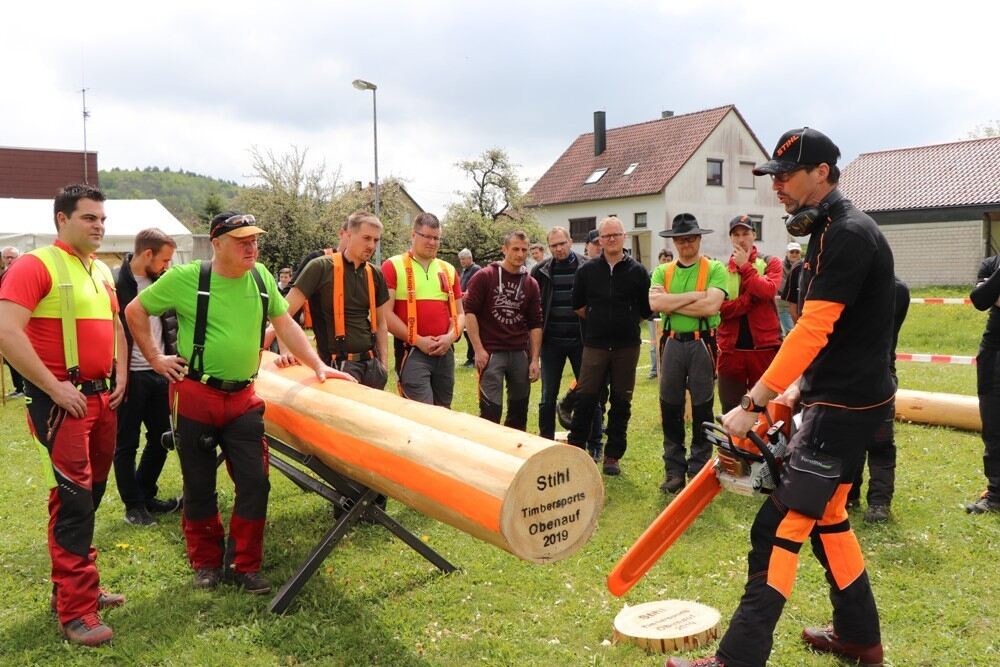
[43,247,80,373]
[33,436,57,489]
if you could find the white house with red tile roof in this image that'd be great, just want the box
[525,106,789,268]
[840,136,1000,287]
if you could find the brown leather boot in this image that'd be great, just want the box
[61,612,113,647]
[802,625,883,666]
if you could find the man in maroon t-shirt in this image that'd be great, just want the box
[463,230,543,429]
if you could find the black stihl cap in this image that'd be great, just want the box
[753,127,840,176]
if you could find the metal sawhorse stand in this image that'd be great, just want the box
[264,435,458,614]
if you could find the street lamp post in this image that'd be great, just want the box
[352,79,380,253]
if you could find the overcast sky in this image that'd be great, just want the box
[3,1,997,215]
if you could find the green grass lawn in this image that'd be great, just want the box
[1,317,997,665]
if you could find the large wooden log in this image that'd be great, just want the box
[255,353,604,563]
[895,389,981,432]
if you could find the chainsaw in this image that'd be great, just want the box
[606,400,794,597]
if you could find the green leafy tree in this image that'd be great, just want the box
[328,177,414,260]
[968,120,1000,138]
[442,148,544,264]
[199,192,226,230]
[235,146,340,273]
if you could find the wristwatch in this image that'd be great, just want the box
[740,394,766,413]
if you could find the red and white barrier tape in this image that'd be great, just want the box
[909,298,971,305]
[896,353,976,365]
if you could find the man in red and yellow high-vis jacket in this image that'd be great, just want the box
[0,184,128,647]
[668,128,895,667]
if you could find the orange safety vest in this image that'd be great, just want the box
[324,248,378,359]
[400,252,459,345]
[663,256,713,340]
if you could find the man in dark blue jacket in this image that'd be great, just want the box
[531,226,586,439]
[968,253,1000,513]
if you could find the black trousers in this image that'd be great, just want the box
[114,370,172,510]
[978,346,1000,499]
[848,401,897,507]
[716,403,889,667]
[567,345,640,460]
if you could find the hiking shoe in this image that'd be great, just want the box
[845,497,860,510]
[864,504,890,523]
[602,456,621,476]
[556,394,575,430]
[586,442,603,463]
[6,389,24,399]
[965,493,1000,514]
[50,588,126,614]
[227,570,271,595]
[124,507,157,526]
[802,625,884,666]
[193,568,223,590]
[665,656,726,667]
[647,370,658,379]
[660,475,686,494]
[61,612,113,647]
[146,496,182,514]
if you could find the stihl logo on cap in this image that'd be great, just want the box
[775,134,801,157]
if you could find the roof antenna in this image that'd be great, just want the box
[81,87,91,184]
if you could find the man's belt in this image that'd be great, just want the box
[77,378,111,395]
[668,329,716,342]
[332,349,376,362]
[186,369,253,393]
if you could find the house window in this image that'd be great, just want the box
[569,217,597,243]
[584,168,608,184]
[738,161,755,189]
[707,159,723,186]
[749,214,764,241]
[634,212,647,229]
[623,162,639,176]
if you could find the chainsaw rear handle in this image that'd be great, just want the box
[710,416,782,489]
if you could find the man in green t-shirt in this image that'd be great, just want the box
[649,213,728,494]
[126,212,354,596]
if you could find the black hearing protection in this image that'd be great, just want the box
[785,190,845,237]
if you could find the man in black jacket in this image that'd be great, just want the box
[114,228,181,526]
[458,248,481,367]
[968,253,1000,513]
[567,217,651,475]
[531,226,586,439]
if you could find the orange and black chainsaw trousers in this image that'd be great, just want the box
[171,379,270,575]
[715,403,890,667]
[25,381,117,625]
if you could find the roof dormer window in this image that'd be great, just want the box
[623,162,639,176]
[584,168,608,184]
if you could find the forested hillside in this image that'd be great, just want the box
[99,167,244,232]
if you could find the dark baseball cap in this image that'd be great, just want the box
[753,127,840,176]
[586,229,600,244]
[209,211,266,240]
[728,214,754,233]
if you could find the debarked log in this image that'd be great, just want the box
[895,388,981,432]
[255,352,605,563]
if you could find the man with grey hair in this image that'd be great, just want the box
[566,217,651,475]
[458,248,481,367]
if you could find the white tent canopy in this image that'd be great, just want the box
[0,198,194,263]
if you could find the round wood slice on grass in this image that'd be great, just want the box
[612,599,721,653]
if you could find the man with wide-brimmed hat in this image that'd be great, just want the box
[649,213,728,495]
